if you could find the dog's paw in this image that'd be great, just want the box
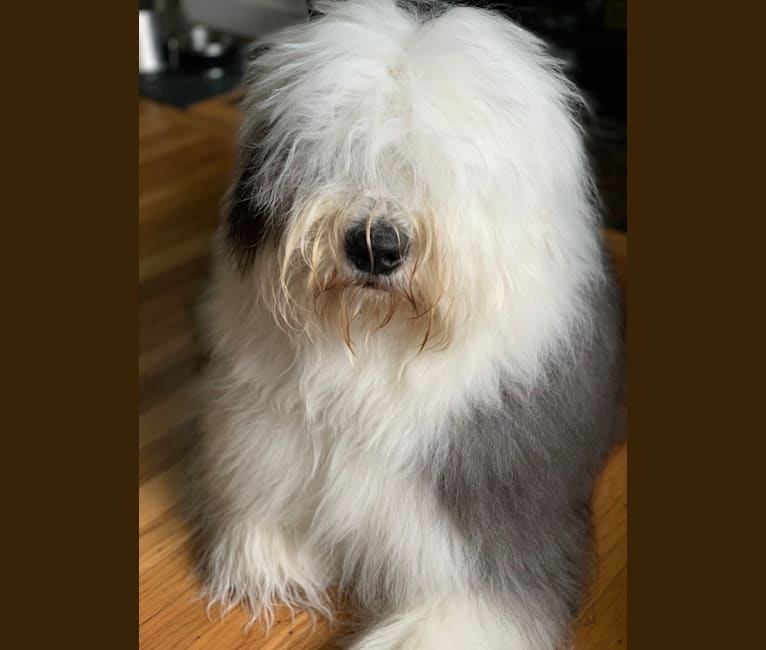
[201,524,332,629]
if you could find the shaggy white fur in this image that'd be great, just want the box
[193,2,619,649]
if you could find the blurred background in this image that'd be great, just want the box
[138,5,627,646]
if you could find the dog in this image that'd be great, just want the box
[192,1,625,648]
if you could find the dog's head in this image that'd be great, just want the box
[224,0,598,358]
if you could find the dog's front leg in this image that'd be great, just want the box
[193,382,333,628]
[200,518,332,628]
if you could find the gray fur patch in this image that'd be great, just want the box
[431,251,625,645]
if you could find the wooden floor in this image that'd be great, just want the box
[139,94,628,649]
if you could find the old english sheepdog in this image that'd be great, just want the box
[193,1,625,648]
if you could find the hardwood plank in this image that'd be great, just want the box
[139,354,203,413]
[604,229,627,297]
[581,444,628,615]
[575,566,628,648]
[139,127,213,166]
[139,269,206,330]
[139,509,191,574]
[139,204,221,259]
[140,255,210,306]
[139,178,231,228]
[187,88,246,134]
[139,329,198,381]
[139,309,197,358]
[140,541,200,626]
[140,419,197,485]
[139,231,215,284]
[140,461,187,534]
[188,608,338,650]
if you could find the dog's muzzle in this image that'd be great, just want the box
[344,220,410,276]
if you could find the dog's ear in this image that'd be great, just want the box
[307,1,323,20]
[224,152,270,275]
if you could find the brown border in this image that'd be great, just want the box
[4,2,137,646]
[4,0,760,647]
[627,1,761,648]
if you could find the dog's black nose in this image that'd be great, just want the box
[344,221,409,275]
